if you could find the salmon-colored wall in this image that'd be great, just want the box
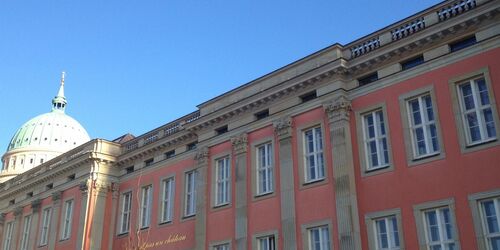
[352,48,500,249]
[55,185,82,250]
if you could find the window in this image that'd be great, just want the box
[125,166,134,174]
[119,192,132,234]
[160,178,174,223]
[20,215,31,250]
[414,200,459,250]
[401,55,424,70]
[303,127,325,182]
[187,142,197,151]
[165,150,175,159]
[39,207,52,246]
[358,72,379,86]
[300,91,318,103]
[362,109,389,171]
[140,185,153,229]
[216,125,228,135]
[3,221,14,250]
[407,94,440,158]
[308,226,331,250]
[258,235,276,250]
[479,197,500,250]
[450,35,476,52]
[67,174,75,181]
[257,143,273,195]
[255,109,270,120]
[365,209,404,250]
[46,183,53,190]
[213,243,229,250]
[60,200,73,240]
[374,216,400,250]
[457,77,497,145]
[184,170,197,216]
[215,157,230,206]
[144,158,154,167]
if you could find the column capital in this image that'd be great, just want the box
[273,116,293,140]
[194,147,210,166]
[79,181,89,194]
[31,199,42,213]
[14,206,23,217]
[51,190,62,202]
[324,95,352,123]
[231,133,248,155]
[0,213,5,225]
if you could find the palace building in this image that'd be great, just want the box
[0,0,499,249]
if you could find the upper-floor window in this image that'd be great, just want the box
[479,197,500,250]
[2,221,14,250]
[144,158,154,167]
[303,127,325,182]
[20,215,31,250]
[39,207,52,246]
[257,143,273,195]
[119,192,132,234]
[160,177,174,223]
[457,77,497,145]
[258,235,276,250]
[362,110,389,170]
[407,94,440,158]
[140,185,153,229]
[184,170,197,216]
[213,243,230,250]
[374,216,400,250]
[422,207,457,249]
[308,225,331,250]
[215,157,230,206]
[60,199,74,240]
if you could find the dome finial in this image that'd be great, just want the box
[52,72,67,113]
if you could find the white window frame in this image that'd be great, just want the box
[184,170,197,217]
[303,126,325,182]
[39,207,52,246]
[60,199,74,240]
[258,235,276,250]
[20,215,31,250]
[308,225,331,250]
[373,216,401,250]
[119,191,132,234]
[457,76,497,145]
[479,197,500,250]
[256,143,273,195]
[139,185,153,229]
[406,94,440,159]
[2,221,14,250]
[422,207,457,249]
[362,109,390,171]
[213,243,230,250]
[215,157,230,206]
[160,177,175,223]
[365,208,404,250]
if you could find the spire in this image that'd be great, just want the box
[52,72,67,113]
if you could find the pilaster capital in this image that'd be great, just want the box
[51,191,62,202]
[79,181,90,194]
[273,116,293,140]
[31,199,42,213]
[0,213,5,225]
[324,95,352,123]
[194,147,210,166]
[231,133,248,155]
[13,206,23,217]
[111,182,120,199]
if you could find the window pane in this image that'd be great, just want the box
[484,108,496,138]
[466,112,481,142]
[483,201,499,233]
[460,84,475,110]
[476,79,490,105]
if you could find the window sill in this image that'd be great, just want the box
[300,177,328,190]
[253,191,276,202]
[116,232,129,238]
[181,214,196,222]
[461,137,500,154]
[466,138,497,148]
[362,165,393,177]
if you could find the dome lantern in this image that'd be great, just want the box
[52,72,67,113]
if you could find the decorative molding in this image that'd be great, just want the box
[194,147,210,166]
[0,213,5,225]
[111,182,120,199]
[31,199,42,212]
[14,206,23,217]
[231,133,248,155]
[324,95,352,123]
[79,181,89,194]
[51,190,62,201]
[273,116,293,140]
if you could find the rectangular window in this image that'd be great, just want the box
[214,243,229,250]
[401,55,424,70]
[422,207,457,249]
[20,215,31,250]
[308,226,331,250]
[358,72,379,86]
[407,94,440,158]
[362,110,389,170]
[457,77,497,145]
[258,235,276,250]
[60,200,74,240]
[215,157,230,206]
[479,197,500,250]
[257,143,273,195]
[374,216,400,250]
[39,207,52,246]
[185,170,197,216]
[160,178,174,223]
[144,158,154,167]
[2,221,14,250]
[119,192,132,234]
[303,127,325,182]
[140,185,153,229]
[450,35,476,52]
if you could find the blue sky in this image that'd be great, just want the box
[0,0,442,151]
